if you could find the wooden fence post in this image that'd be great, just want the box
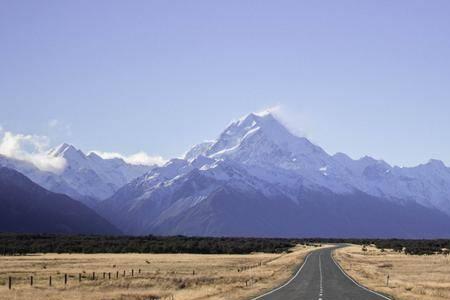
[116,271,119,279]
[30,275,33,286]
[108,272,111,280]
[49,276,52,287]
[138,268,141,274]
[8,276,11,290]
[64,273,67,285]
[132,269,134,277]
[103,272,105,279]
[92,272,95,280]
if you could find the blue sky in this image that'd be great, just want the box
[1,1,450,166]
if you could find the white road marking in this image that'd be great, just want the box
[318,254,324,299]
[331,249,391,300]
[250,252,313,300]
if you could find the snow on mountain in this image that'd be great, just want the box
[0,143,154,206]
[192,112,450,215]
[99,111,450,236]
[385,160,450,213]
[48,143,155,201]
[206,112,327,161]
[184,141,215,162]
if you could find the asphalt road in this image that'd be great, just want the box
[252,245,391,300]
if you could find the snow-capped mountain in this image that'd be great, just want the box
[186,112,450,215]
[0,143,154,206]
[99,112,450,237]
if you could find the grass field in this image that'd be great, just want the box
[0,244,322,300]
[334,245,450,300]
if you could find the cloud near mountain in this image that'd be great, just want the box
[90,151,166,166]
[0,131,67,173]
[0,129,165,173]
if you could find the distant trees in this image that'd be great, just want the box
[371,239,450,255]
[0,233,296,255]
[0,233,448,255]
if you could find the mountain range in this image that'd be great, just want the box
[2,111,450,237]
[0,143,153,207]
[98,112,450,237]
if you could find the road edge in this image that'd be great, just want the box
[249,250,314,300]
[331,246,393,300]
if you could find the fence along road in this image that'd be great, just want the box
[252,245,391,300]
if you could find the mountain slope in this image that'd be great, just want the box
[98,111,450,237]
[101,162,450,238]
[0,167,120,234]
[150,188,450,238]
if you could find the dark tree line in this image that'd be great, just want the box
[0,233,297,255]
[0,234,448,255]
[371,238,450,255]
[306,238,450,255]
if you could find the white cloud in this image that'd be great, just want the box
[0,126,165,173]
[90,150,166,166]
[0,131,67,173]
[265,104,311,139]
[254,105,282,117]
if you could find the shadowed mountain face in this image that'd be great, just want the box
[98,112,450,237]
[0,167,120,235]
[149,188,450,238]
[100,171,450,238]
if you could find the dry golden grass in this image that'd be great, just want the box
[0,244,324,300]
[334,245,450,300]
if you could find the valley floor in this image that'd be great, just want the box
[334,245,450,300]
[0,244,321,300]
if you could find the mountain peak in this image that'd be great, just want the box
[426,159,446,168]
[204,112,281,157]
[200,110,328,165]
[333,152,352,161]
[235,111,280,129]
[238,110,275,122]
[49,143,85,161]
[183,112,287,161]
[49,143,76,156]
[229,111,290,138]
[87,151,102,160]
